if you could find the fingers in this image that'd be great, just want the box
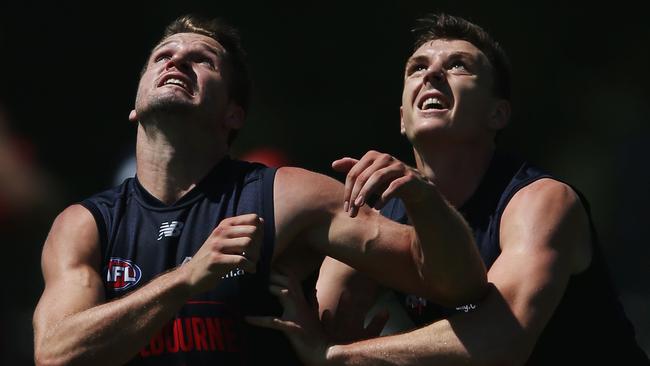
[209,214,264,263]
[331,157,359,173]
[268,272,306,307]
[222,224,259,239]
[268,284,299,317]
[223,213,264,226]
[347,158,384,216]
[334,151,431,216]
[355,166,404,210]
[254,271,332,361]
[268,271,319,317]
[339,157,373,216]
[245,316,300,334]
[342,152,403,217]
[212,254,257,274]
[185,214,267,294]
[380,175,411,207]
[219,236,259,259]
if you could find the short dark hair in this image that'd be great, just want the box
[159,14,251,113]
[412,14,511,101]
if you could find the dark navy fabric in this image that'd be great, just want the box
[81,157,300,365]
[381,151,649,364]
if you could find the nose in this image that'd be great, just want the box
[165,52,191,72]
[423,63,445,85]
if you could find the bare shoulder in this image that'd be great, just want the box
[500,178,592,272]
[42,204,101,273]
[51,204,97,232]
[34,204,104,344]
[272,167,345,259]
[274,166,344,214]
[505,178,582,223]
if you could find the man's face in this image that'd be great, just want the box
[401,39,501,145]
[133,32,230,124]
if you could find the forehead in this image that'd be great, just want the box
[409,39,487,63]
[153,32,224,54]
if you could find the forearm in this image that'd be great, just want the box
[325,284,527,366]
[327,318,499,366]
[327,322,465,366]
[35,269,190,366]
[405,190,486,306]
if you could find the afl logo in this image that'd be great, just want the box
[105,258,142,291]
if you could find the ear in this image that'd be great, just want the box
[488,99,511,131]
[400,106,406,135]
[128,109,138,123]
[224,102,245,130]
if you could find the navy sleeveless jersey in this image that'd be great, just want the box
[381,151,649,364]
[81,157,301,365]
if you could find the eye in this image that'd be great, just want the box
[198,57,215,69]
[154,54,171,63]
[448,59,469,73]
[407,63,428,76]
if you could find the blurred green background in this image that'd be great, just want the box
[1,1,648,363]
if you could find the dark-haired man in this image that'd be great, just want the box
[252,13,650,365]
[32,14,487,365]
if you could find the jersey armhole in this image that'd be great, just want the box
[78,199,108,261]
[260,167,278,276]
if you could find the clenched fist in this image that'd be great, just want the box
[181,213,264,295]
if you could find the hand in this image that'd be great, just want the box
[246,272,330,366]
[332,150,435,217]
[322,289,389,344]
[181,214,263,295]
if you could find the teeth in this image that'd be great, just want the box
[422,97,445,110]
[164,78,187,89]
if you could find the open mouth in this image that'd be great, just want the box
[164,78,188,89]
[418,96,449,111]
[159,74,193,95]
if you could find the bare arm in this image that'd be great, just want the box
[256,179,592,365]
[274,151,486,307]
[316,257,389,343]
[33,205,262,366]
[334,152,485,305]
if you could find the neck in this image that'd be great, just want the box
[135,122,228,205]
[413,139,495,208]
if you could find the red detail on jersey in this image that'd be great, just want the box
[105,258,142,290]
[140,316,240,357]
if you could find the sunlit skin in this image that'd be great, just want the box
[400,39,503,149]
[270,36,598,366]
[32,28,487,366]
[399,39,510,207]
[129,33,244,205]
[134,33,229,123]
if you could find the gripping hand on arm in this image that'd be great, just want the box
[333,151,486,306]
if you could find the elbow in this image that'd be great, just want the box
[34,352,66,366]
[35,352,85,366]
[34,341,75,366]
